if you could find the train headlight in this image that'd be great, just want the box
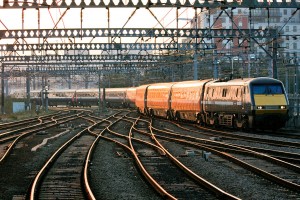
[280,105,286,109]
[257,106,264,110]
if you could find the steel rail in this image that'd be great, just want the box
[145,120,241,200]
[29,112,91,200]
[152,132,300,192]
[170,121,300,148]
[83,112,127,199]
[83,114,176,199]
[151,125,300,173]
[0,113,81,163]
[128,117,177,199]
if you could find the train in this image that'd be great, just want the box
[12,77,289,130]
[12,87,136,108]
[136,77,289,130]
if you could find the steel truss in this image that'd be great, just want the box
[0,0,298,115]
[0,42,217,52]
[1,0,299,9]
[0,28,275,39]
[0,54,163,62]
[0,27,278,78]
[2,62,162,76]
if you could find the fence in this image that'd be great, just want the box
[286,94,300,128]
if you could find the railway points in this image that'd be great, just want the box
[0,108,298,199]
[1,1,300,199]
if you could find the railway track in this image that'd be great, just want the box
[1,108,299,199]
[152,120,300,162]
[194,124,300,148]
[153,119,300,157]
[0,109,97,199]
[85,113,240,199]
[0,112,83,163]
[0,112,62,130]
[156,119,299,149]
[146,118,300,195]
[30,110,130,199]
[32,132,96,199]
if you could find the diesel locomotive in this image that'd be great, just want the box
[136,77,289,130]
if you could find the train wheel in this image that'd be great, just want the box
[149,110,154,118]
[196,114,201,125]
[233,117,238,130]
[175,112,180,122]
[213,116,219,128]
[242,119,249,131]
[166,111,170,120]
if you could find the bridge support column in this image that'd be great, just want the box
[1,63,4,114]
[25,75,31,111]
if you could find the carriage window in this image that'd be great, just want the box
[222,88,227,97]
[236,88,239,97]
[212,89,214,97]
[252,84,284,94]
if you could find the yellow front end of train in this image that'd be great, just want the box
[251,79,289,130]
[254,94,288,115]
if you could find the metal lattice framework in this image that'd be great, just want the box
[1,0,300,9]
[0,28,275,39]
[0,54,164,62]
[3,63,161,76]
[0,0,299,114]
[0,42,218,52]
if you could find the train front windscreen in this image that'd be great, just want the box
[251,83,288,111]
[252,84,284,95]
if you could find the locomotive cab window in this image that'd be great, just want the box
[252,84,284,95]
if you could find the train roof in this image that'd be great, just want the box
[103,88,128,93]
[31,89,76,92]
[126,87,136,91]
[148,82,176,89]
[75,88,99,92]
[208,77,283,86]
[172,79,213,88]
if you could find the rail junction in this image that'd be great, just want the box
[0,0,300,115]
[0,0,300,199]
[0,108,299,199]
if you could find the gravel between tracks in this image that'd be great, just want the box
[1,111,299,200]
[159,139,300,200]
[0,126,81,199]
[89,137,161,200]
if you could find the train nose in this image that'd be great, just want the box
[255,114,287,130]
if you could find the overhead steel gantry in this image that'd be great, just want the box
[0,28,263,55]
[0,1,297,78]
[1,0,300,9]
[0,27,278,80]
[0,0,298,113]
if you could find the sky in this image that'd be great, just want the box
[0,6,196,45]
[0,5,199,58]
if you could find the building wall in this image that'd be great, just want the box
[198,8,300,60]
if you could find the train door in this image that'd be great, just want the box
[241,85,246,110]
[168,84,176,119]
[144,85,150,115]
[204,87,209,111]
